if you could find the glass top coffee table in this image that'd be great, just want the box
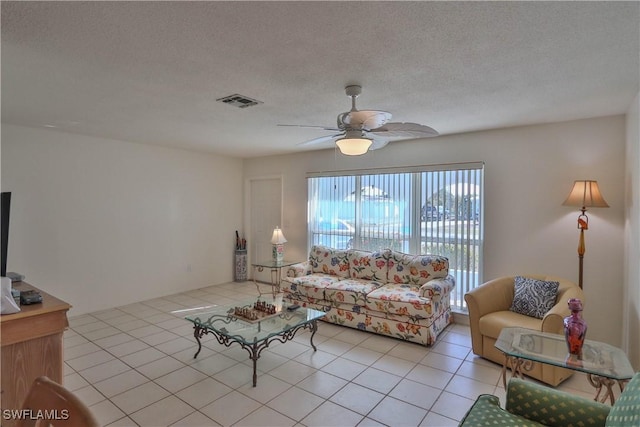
[496,327,635,404]
[184,295,325,387]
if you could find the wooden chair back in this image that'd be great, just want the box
[18,376,99,427]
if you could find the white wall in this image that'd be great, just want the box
[624,92,640,369]
[243,116,627,346]
[1,124,244,315]
[1,116,630,349]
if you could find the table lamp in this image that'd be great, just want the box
[270,227,287,263]
[562,180,609,289]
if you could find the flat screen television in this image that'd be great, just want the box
[1,192,11,277]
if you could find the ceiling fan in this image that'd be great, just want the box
[279,85,439,155]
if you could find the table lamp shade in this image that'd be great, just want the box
[270,227,287,244]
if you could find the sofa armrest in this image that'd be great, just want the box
[506,378,609,427]
[464,276,515,319]
[459,394,537,427]
[286,261,311,278]
[419,275,455,302]
[464,276,516,356]
[542,277,584,333]
[541,301,569,334]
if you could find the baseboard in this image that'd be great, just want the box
[452,310,469,326]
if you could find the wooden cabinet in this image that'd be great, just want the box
[0,282,70,426]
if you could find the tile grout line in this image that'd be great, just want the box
[65,282,484,426]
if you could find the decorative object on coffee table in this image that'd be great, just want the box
[564,298,587,359]
[270,226,287,262]
[229,300,280,323]
[562,180,609,289]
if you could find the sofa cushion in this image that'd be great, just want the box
[479,310,542,339]
[387,252,449,286]
[324,278,384,306]
[309,245,350,278]
[510,276,559,319]
[347,249,390,281]
[282,274,342,300]
[365,283,434,319]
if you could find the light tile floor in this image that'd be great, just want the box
[64,281,602,427]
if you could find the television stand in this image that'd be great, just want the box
[0,281,70,426]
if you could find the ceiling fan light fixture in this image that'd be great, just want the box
[336,136,372,156]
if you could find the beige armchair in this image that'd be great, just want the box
[464,275,584,386]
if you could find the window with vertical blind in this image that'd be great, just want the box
[307,162,484,312]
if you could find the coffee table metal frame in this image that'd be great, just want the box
[185,298,325,387]
[495,327,635,404]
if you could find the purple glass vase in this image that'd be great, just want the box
[564,298,587,359]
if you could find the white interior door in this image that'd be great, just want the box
[249,177,282,283]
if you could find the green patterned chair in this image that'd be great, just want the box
[459,372,640,427]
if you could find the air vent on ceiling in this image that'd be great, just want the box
[216,94,263,109]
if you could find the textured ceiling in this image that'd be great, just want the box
[2,1,639,158]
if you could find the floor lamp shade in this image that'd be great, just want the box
[562,180,609,289]
[562,180,609,209]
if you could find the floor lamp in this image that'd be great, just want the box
[562,180,609,289]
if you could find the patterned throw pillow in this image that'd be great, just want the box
[347,249,389,281]
[387,251,449,286]
[509,276,559,319]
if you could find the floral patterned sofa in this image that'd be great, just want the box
[282,245,456,345]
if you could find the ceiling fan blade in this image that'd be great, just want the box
[368,138,390,151]
[369,122,439,139]
[278,124,341,132]
[339,110,392,130]
[296,133,344,147]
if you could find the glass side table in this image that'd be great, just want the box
[496,327,635,404]
[251,260,299,297]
